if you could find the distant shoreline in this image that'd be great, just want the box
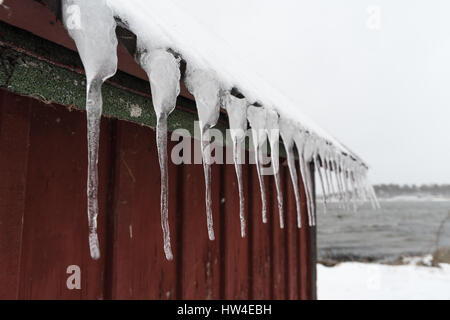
[378,195,450,202]
[318,252,446,267]
[317,195,450,202]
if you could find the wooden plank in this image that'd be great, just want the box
[109,121,178,299]
[222,153,250,299]
[310,225,317,300]
[286,161,300,300]
[0,91,315,300]
[0,89,31,299]
[17,97,110,299]
[309,162,317,300]
[249,162,272,300]
[299,162,311,300]
[180,139,222,299]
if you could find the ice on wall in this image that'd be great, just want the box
[247,105,268,224]
[139,48,181,261]
[63,0,118,260]
[224,93,248,237]
[184,67,222,241]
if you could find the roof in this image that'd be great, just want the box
[97,0,379,207]
[105,0,361,162]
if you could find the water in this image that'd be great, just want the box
[317,200,450,262]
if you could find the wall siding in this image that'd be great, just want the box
[0,89,316,300]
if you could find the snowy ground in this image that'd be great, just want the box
[318,262,450,300]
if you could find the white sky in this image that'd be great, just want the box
[170,0,450,185]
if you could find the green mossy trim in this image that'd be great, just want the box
[3,50,227,137]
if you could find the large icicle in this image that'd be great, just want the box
[294,132,315,226]
[348,164,361,203]
[63,0,118,260]
[302,135,317,226]
[363,167,381,209]
[224,93,248,237]
[326,154,337,200]
[329,149,344,205]
[312,139,328,210]
[184,68,222,240]
[266,109,284,229]
[337,154,350,208]
[139,49,181,261]
[333,153,346,206]
[346,160,359,210]
[247,105,268,224]
[342,157,356,211]
[279,118,302,228]
[318,142,333,202]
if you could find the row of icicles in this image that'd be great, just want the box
[63,0,379,261]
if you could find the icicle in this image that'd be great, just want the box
[362,172,376,208]
[326,157,337,200]
[344,160,357,209]
[361,165,380,209]
[319,143,333,202]
[360,169,375,208]
[266,109,284,229]
[279,118,302,228]
[247,105,268,224]
[184,68,222,240]
[355,165,379,209]
[341,157,356,212]
[63,0,118,260]
[331,152,345,205]
[351,165,362,201]
[355,166,370,203]
[349,163,360,208]
[294,132,314,227]
[313,141,327,211]
[368,176,381,209]
[322,145,336,201]
[337,154,349,208]
[224,93,248,237]
[303,135,318,226]
[349,166,361,203]
[323,159,332,200]
[139,49,181,261]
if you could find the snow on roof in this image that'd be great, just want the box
[106,0,357,160]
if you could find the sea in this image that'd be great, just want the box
[317,198,450,263]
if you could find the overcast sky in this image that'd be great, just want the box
[171,0,450,185]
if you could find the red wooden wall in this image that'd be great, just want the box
[0,89,315,300]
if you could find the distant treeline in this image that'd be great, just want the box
[374,184,450,197]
